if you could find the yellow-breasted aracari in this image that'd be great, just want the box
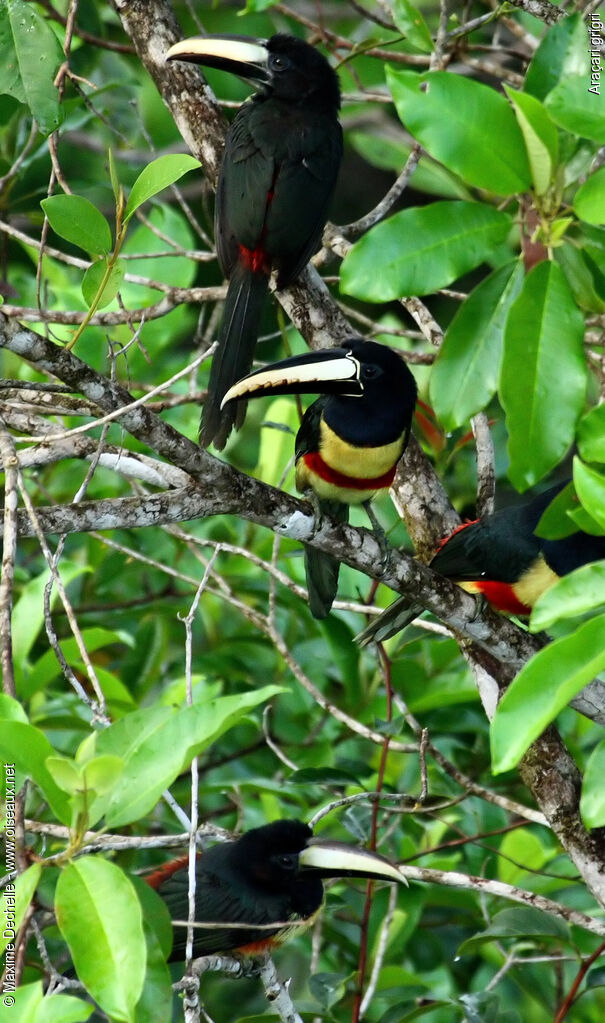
[146,819,406,961]
[166,33,342,450]
[222,338,418,618]
[357,481,605,645]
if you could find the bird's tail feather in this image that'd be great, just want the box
[305,501,349,619]
[200,261,269,449]
[355,594,424,647]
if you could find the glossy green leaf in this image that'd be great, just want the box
[99,685,285,825]
[574,166,605,225]
[504,88,558,196]
[348,130,471,199]
[82,754,124,795]
[535,481,577,539]
[459,907,568,953]
[555,242,605,314]
[131,876,174,963]
[392,0,433,53]
[22,627,134,699]
[578,403,605,462]
[387,68,530,194]
[41,196,112,255]
[0,693,28,722]
[573,459,605,531]
[525,14,588,100]
[581,739,605,828]
[0,722,71,822]
[82,257,125,308]
[36,994,94,1022]
[491,614,605,773]
[45,756,82,795]
[497,829,548,886]
[430,261,524,430]
[340,201,511,301]
[545,75,605,143]
[0,0,63,134]
[530,561,605,630]
[0,863,41,955]
[500,260,586,489]
[56,858,146,1023]
[13,563,88,688]
[124,154,201,221]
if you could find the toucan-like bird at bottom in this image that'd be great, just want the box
[146,819,406,961]
[357,481,605,646]
[166,32,342,449]
[221,339,418,618]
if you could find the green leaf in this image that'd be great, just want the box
[23,627,134,700]
[530,561,605,631]
[340,201,511,301]
[0,721,71,822]
[545,75,605,143]
[82,257,125,308]
[0,693,28,722]
[430,261,524,430]
[41,196,112,255]
[497,829,548,886]
[13,562,89,689]
[391,0,433,53]
[490,614,605,773]
[504,88,558,197]
[499,260,586,490]
[45,755,83,795]
[574,459,605,531]
[124,154,201,221]
[349,130,471,199]
[574,166,605,225]
[535,481,578,539]
[386,68,530,194]
[0,0,63,134]
[578,403,605,463]
[581,739,605,828]
[82,754,124,795]
[459,907,568,953]
[55,859,146,1023]
[98,685,285,826]
[35,993,94,1023]
[525,13,588,100]
[0,980,43,1020]
[554,243,605,314]
[0,863,41,955]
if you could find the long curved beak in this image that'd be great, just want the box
[166,34,271,86]
[221,348,362,408]
[299,840,408,885]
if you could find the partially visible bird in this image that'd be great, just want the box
[222,339,418,617]
[146,819,406,962]
[356,481,605,646]
[166,32,342,449]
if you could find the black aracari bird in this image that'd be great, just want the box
[222,339,418,618]
[166,33,342,449]
[146,819,406,961]
[357,481,605,645]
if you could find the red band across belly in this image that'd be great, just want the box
[303,451,397,491]
[477,580,531,616]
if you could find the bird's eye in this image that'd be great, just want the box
[274,853,297,872]
[269,54,290,72]
[362,364,379,380]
